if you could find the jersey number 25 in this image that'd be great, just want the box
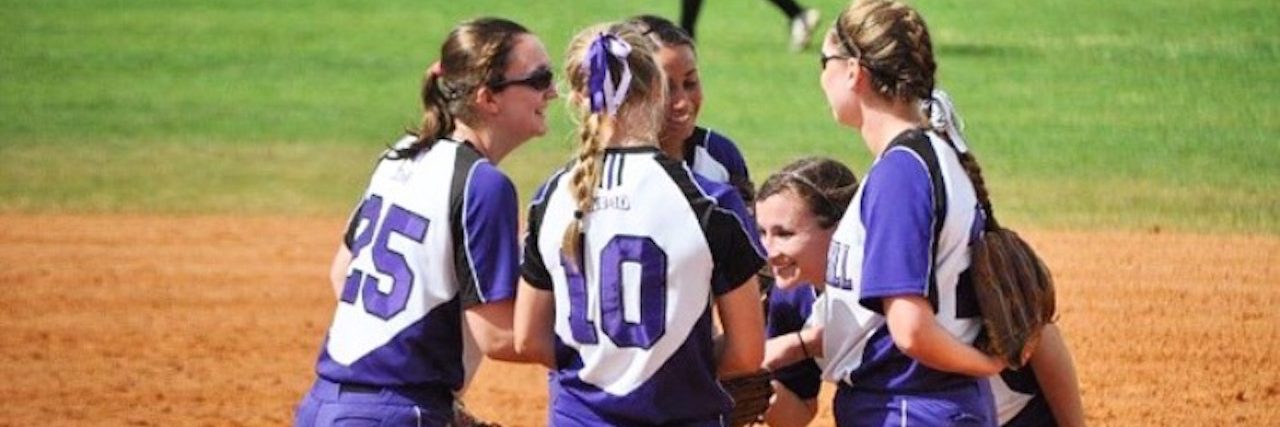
[341,194,430,320]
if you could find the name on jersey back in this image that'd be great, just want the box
[591,194,630,212]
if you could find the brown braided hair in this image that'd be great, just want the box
[830,0,935,102]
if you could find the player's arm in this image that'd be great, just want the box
[764,381,818,427]
[715,275,765,377]
[455,164,524,362]
[763,326,823,372]
[328,245,353,298]
[883,295,1004,377]
[1031,324,1086,427]
[464,300,520,361]
[513,279,557,369]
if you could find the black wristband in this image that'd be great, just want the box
[796,330,810,359]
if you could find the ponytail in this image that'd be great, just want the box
[391,18,530,159]
[392,65,456,159]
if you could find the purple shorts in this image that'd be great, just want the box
[294,377,453,427]
[546,379,729,427]
[548,407,727,427]
[833,380,997,427]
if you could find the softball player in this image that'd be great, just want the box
[295,17,557,426]
[628,15,756,205]
[753,157,858,426]
[811,1,1008,425]
[514,23,765,426]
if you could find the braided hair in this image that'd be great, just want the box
[560,22,666,264]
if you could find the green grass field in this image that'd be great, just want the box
[2,0,1277,233]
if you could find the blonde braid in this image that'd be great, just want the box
[559,22,665,267]
[562,114,609,265]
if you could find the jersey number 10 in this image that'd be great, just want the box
[562,236,668,350]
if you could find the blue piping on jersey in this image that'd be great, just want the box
[461,159,488,305]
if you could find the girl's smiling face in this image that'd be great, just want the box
[756,188,837,289]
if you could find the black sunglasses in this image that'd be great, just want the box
[489,68,554,92]
[819,53,852,70]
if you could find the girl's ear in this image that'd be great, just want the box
[473,85,501,116]
[844,62,863,93]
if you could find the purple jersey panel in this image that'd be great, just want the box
[702,130,750,179]
[857,149,935,313]
[458,161,520,307]
[316,299,464,388]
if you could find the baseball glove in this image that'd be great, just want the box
[970,226,1057,370]
[720,370,774,427]
[451,401,502,427]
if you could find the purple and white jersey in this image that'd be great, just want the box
[818,129,984,392]
[314,137,519,392]
[767,284,822,400]
[991,367,1055,426]
[522,146,766,424]
[684,127,752,202]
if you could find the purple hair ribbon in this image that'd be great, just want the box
[582,33,633,116]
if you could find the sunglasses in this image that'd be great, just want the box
[819,53,852,70]
[489,68,554,92]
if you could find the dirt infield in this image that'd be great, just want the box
[1,214,1276,426]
